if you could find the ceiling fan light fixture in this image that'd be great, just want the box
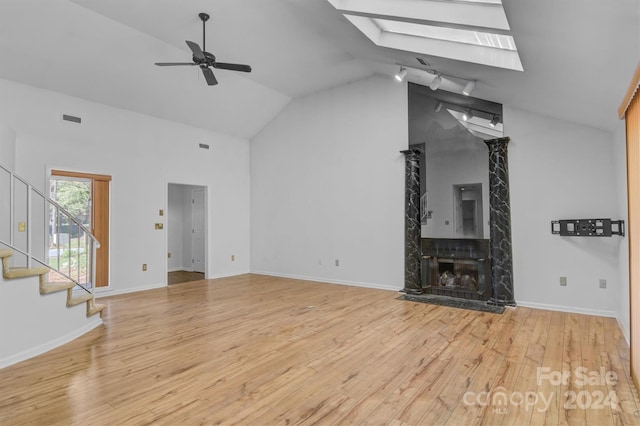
[462,80,476,96]
[395,66,408,82]
[429,74,442,91]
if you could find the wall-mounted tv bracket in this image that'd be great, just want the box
[551,219,625,237]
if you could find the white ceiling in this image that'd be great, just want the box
[0,0,637,139]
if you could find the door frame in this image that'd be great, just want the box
[165,182,209,285]
[47,167,111,289]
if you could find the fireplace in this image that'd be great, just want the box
[421,238,491,301]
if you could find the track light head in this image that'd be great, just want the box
[462,109,473,121]
[489,115,500,127]
[429,74,442,91]
[395,66,408,82]
[434,101,443,113]
[462,80,476,96]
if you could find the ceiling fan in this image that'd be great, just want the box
[155,12,252,86]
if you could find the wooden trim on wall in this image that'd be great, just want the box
[619,63,640,119]
[624,76,640,395]
[51,169,112,182]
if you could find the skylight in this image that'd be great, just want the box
[326,0,524,72]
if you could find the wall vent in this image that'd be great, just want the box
[62,114,82,124]
[198,143,210,150]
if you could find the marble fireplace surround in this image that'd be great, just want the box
[401,137,516,307]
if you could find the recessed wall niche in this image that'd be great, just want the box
[404,82,514,306]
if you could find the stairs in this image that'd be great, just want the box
[0,249,105,319]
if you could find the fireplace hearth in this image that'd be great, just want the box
[421,238,490,301]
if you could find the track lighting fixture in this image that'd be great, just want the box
[462,80,476,96]
[393,65,477,97]
[395,66,408,82]
[434,101,443,113]
[462,109,473,121]
[429,74,442,91]
[489,115,500,127]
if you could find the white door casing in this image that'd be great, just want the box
[191,188,205,274]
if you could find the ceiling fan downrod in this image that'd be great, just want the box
[199,13,209,53]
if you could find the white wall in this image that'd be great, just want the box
[251,76,407,290]
[506,106,625,316]
[613,119,630,341]
[0,122,15,171]
[251,76,627,317]
[0,78,250,297]
[423,148,489,238]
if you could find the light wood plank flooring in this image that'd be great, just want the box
[168,270,205,285]
[1,274,639,425]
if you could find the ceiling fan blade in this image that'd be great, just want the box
[213,62,252,73]
[201,67,218,86]
[186,40,205,60]
[155,62,196,66]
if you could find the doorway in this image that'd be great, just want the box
[167,183,207,285]
[50,169,111,287]
[453,183,483,238]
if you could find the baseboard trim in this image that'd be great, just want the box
[209,271,251,280]
[517,300,617,318]
[95,282,167,297]
[0,318,102,369]
[616,314,631,346]
[251,270,401,292]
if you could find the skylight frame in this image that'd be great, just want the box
[373,19,517,52]
[325,0,511,31]
[345,15,524,71]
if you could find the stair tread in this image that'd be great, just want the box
[40,281,76,294]
[4,266,50,279]
[67,293,93,306]
[87,303,106,317]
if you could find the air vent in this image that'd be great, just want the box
[62,114,81,124]
[198,143,210,150]
[416,57,430,67]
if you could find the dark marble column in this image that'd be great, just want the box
[401,149,423,294]
[484,137,515,306]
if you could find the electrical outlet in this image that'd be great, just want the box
[599,279,607,289]
[560,276,567,286]
[335,259,340,267]
[142,264,147,271]
[231,255,235,261]
[168,253,171,258]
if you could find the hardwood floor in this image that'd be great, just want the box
[168,270,205,285]
[1,274,639,425]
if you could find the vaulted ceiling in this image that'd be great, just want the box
[0,0,637,139]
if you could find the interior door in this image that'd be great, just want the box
[191,188,205,274]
